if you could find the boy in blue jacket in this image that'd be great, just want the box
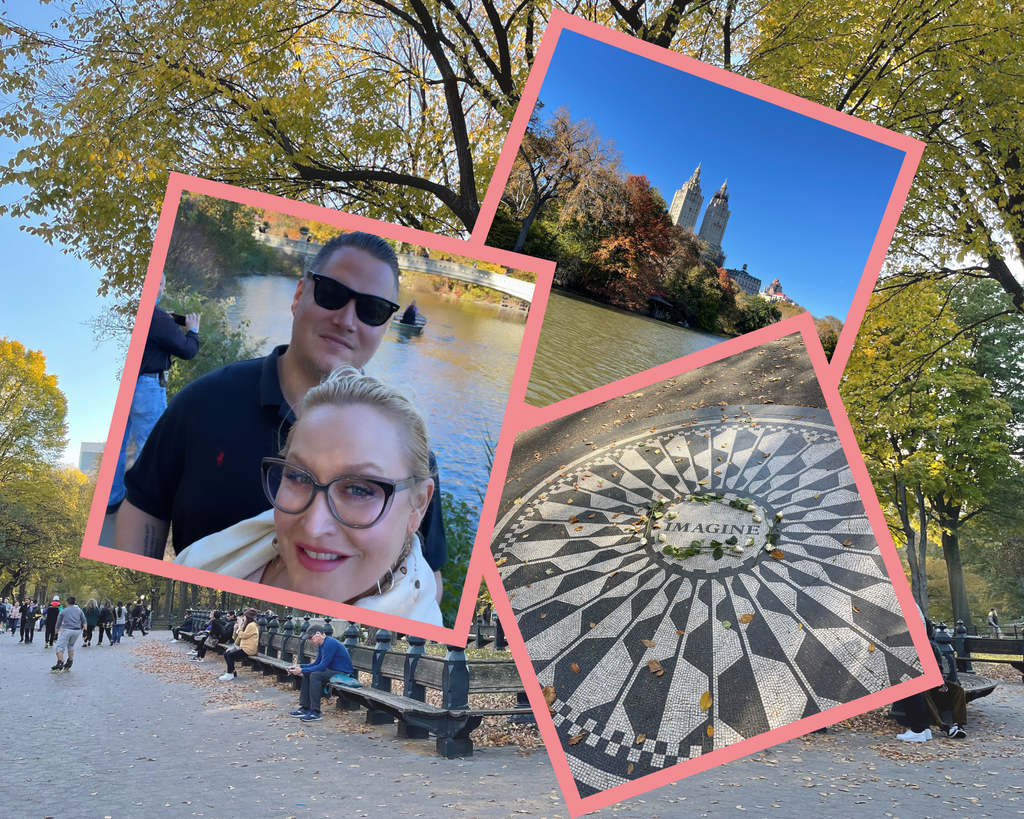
[287,624,353,722]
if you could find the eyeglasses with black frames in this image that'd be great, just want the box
[261,457,418,528]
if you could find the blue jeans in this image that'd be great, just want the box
[112,623,124,643]
[109,374,167,507]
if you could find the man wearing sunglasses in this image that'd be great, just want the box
[113,232,448,599]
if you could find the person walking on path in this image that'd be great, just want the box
[97,600,114,645]
[7,600,19,636]
[106,272,200,518]
[130,600,148,636]
[219,608,258,681]
[44,596,61,648]
[19,600,35,643]
[286,624,353,722]
[988,608,1002,637]
[82,599,100,647]
[111,602,127,644]
[51,596,86,673]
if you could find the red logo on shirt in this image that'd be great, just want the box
[216,451,225,467]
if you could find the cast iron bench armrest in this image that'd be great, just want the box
[957,675,998,702]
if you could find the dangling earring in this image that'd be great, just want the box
[372,533,414,596]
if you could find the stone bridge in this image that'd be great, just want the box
[256,233,535,303]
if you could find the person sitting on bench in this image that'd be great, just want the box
[190,611,227,662]
[219,608,259,681]
[286,624,353,723]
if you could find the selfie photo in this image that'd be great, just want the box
[86,175,551,635]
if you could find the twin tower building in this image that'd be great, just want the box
[668,164,730,262]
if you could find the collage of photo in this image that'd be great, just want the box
[5,4,1018,819]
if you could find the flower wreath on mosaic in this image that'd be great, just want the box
[629,491,784,564]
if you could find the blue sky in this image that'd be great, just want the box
[0,172,123,469]
[535,31,909,320]
[1,3,123,469]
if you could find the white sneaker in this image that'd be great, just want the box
[218,673,235,681]
[190,657,204,662]
[187,650,198,656]
[896,728,931,742]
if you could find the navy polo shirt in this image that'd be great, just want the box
[124,345,448,569]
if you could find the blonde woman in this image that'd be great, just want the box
[220,608,259,681]
[176,367,441,626]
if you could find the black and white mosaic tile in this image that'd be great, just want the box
[492,406,921,797]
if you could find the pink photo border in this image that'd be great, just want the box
[469,10,925,394]
[79,171,556,645]
[476,311,940,816]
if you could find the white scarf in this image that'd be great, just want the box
[175,509,442,626]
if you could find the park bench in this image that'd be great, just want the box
[931,622,998,700]
[329,627,528,758]
[172,613,533,756]
[953,621,1024,684]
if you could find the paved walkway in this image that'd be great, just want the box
[1,632,1021,817]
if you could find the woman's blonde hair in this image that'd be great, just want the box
[283,366,432,481]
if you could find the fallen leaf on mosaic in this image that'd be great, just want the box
[569,732,587,745]
[570,663,581,673]
[491,403,924,797]
[636,733,646,744]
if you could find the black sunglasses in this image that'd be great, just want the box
[308,273,400,327]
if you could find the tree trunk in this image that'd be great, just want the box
[941,526,972,627]
[930,492,973,627]
[511,200,544,254]
[163,577,174,619]
[912,486,929,617]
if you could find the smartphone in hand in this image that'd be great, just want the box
[170,312,187,326]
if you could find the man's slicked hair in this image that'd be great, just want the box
[306,232,401,295]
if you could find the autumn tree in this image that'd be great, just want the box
[590,174,674,310]
[499,104,621,253]
[0,339,68,484]
[0,466,91,598]
[734,294,781,334]
[813,315,843,361]
[4,1,1022,349]
[842,279,1016,624]
[748,2,1024,318]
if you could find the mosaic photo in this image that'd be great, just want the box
[489,331,924,797]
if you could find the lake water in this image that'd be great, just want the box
[526,291,726,406]
[223,275,527,510]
